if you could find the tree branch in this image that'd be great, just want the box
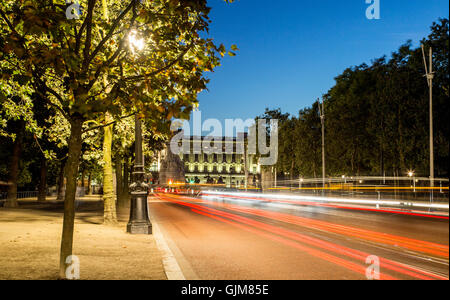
[82,0,97,70]
[87,0,136,66]
[85,11,139,92]
[38,88,70,120]
[82,112,136,133]
[123,43,195,82]
[0,8,15,33]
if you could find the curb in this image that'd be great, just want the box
[152,220,186,280]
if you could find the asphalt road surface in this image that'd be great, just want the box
[149,192,449,280]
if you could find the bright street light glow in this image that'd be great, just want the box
[128,29,145,53]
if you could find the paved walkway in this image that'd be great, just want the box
[0,199,167,280]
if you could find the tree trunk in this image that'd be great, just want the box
[81,168,85,188]
[37,157,47,202]
[115,155,125,208]
[56,161,66,201]
[313,169,317,188]
[103,113,117,224]
[80,168,85,197]
[87,172,92,195]
[122,158,130,201]
[5,123,24,208]
[290,160,294,187]
[59,116,84,279]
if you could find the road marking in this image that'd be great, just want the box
[150,196,202,280]
[152,220,186,280]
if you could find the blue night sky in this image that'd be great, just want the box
[190,0,448,132]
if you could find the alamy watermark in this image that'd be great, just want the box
[365,0,380,20]
[65,255,80,280]
[170,111,278,166]
[365,255,380,280]
[65,1,381,21]
[65,1,82,20]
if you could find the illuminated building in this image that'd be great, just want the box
[151,134,261,188]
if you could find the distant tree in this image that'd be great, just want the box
[259,18,448,179]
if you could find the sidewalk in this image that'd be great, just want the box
[0,199,167,280]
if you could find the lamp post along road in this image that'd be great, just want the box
[126,28,152,234]
[127,114,152,234]
[318,98,326,191]
[421,45,434,188]
[408,171,415,193]
[427,49,434,190]
[421,44,435,206]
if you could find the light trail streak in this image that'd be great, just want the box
[156,193,448,280]
[162,193,449,257]
[277,175,449,184]
[200,200,449,258]
[202,191,449,219]
[269,187,448,191]
[190,208,397,280]
[203,190,450,209]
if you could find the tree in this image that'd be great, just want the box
[0,0,236,278]
[259,18,448,180]
[102,112,116,224]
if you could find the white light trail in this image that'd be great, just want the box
[202,191,449,210]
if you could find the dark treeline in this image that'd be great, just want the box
[262,19,448,179]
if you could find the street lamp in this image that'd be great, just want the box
[128,29,145,54]
[318,98,326,191]
[408,171,415,193]
[421,45,434,206]
[127,30,152,235]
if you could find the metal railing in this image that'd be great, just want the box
[0,191,39,200]
[17,191,39,199]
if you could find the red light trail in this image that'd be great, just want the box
[155,193,449,280]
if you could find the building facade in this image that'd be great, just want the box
[151,135,261,188]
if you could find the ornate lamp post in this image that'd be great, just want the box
[127,30,152,235]
[127,115,152,234]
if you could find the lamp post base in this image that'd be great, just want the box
[127,191,152,235]
[127,221,152,235]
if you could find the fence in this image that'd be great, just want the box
[267,176,449,203]
[0,191,39,200]
[0,186,102,201]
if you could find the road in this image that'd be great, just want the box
[149,192,449,280]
